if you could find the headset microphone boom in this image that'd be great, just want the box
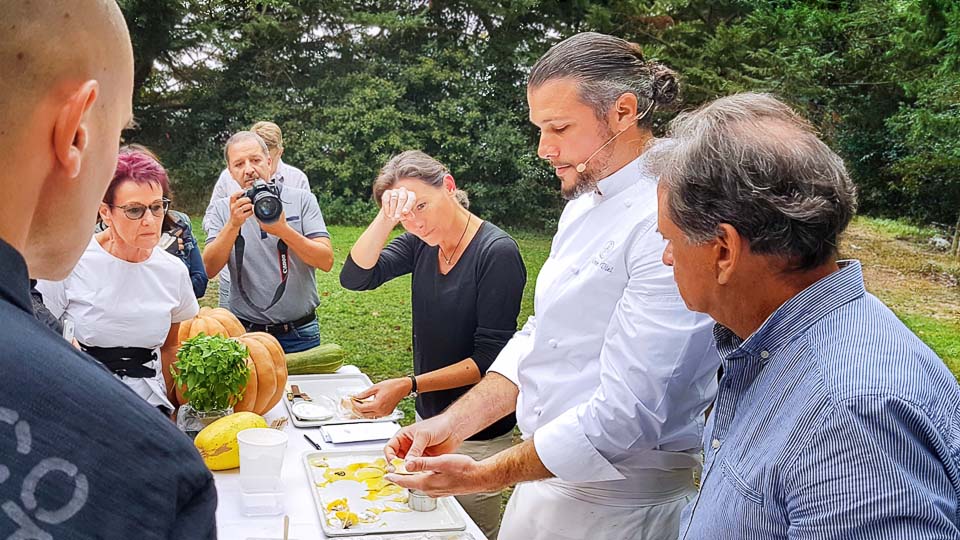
[574,100,655,174]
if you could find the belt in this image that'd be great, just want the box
[80,343,157,379]
[238,312,316,335]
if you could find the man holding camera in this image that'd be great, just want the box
[203,131,334,353]
[206,121,310,307]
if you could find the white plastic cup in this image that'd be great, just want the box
[237,428,289,494]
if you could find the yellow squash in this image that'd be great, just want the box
[193,411,267,470]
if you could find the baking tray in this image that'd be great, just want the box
[332,534,476,540]
[303,449,466,537]
[284,373,403,427]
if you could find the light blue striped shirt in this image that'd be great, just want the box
[680,261,960,539]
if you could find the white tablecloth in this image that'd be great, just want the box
[213,366,485,539]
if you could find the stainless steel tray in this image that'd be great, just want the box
[332,534,477,540]
[284,373,403,427]
[302,449,467,537]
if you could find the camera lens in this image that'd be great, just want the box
[253,194,282,224]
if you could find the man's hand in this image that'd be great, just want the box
[384,414,464,463]
[354,378,410,418]
[385,454,492,497]
[228,191,253,228]
[258,210,290,238]
[387,439,552,498]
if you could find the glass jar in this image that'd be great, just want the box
[176,404,233,439]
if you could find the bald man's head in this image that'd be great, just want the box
[0,0,135,279]
[1,1,131,140]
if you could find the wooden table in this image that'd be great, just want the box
[213,366,485,539]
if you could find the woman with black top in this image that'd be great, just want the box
[340,150,526,540]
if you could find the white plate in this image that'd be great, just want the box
[291,397,336,421]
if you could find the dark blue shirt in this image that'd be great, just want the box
[680,261,960,539]
[167,211,208,298]
[0,238,217,538]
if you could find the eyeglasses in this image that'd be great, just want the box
[111,198,170,220]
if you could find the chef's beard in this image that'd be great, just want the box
[561,127,616,200]
[561,157,607,200]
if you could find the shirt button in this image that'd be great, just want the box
[570,266,580,275]
[711,439,721,450]
[760,350,770,359]
[548,339,558,349]
[624,199,633,208]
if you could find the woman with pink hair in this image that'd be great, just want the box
[36,149,200,415]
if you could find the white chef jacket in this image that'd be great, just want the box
[489,150,719,493]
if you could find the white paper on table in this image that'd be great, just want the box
[318,422,401,444]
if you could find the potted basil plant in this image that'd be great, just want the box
[172,333,250,438]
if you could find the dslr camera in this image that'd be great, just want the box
[244,179,282,224]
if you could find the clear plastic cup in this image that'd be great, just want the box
[237,428,289,494]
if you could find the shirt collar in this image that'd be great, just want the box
[595,157,642,200]
[595,139,665,200]
[272,159,285,183]
[0,237,33,314]
[715,260,866,361]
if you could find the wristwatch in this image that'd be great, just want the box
[408,375,419,398]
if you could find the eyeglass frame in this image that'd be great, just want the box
[109,198,171,220]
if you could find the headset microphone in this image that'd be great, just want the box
[574,101,655,174]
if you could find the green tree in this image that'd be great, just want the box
[119,0,960,236]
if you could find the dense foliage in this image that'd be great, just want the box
[120,0,959,234]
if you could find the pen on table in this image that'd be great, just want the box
[304,433,322,450]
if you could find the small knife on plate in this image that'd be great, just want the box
[288,384,312,403]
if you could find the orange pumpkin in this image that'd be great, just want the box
[232,332,288,415]
[178,307,245,343]
[174,330,287,415]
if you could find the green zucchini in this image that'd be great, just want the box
[286,343,346,375]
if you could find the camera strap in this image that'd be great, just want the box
[234,234,289,312]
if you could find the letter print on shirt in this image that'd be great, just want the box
[592,240,616,274]
[1,406,89,538]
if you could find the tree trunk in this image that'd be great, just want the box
[952,209,960,258]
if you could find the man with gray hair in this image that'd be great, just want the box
[203,131,333,353]
[206,121,311,307]
[653,93,960,538]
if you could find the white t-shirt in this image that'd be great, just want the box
[37,236,200,411]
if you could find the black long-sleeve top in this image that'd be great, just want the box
[340,221,526,440]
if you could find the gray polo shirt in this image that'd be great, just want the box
[204,186,329,324]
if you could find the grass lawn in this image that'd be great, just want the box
[842,217,960,375]
[191,215,960,403]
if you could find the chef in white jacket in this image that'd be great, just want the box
[384,32,719,540]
